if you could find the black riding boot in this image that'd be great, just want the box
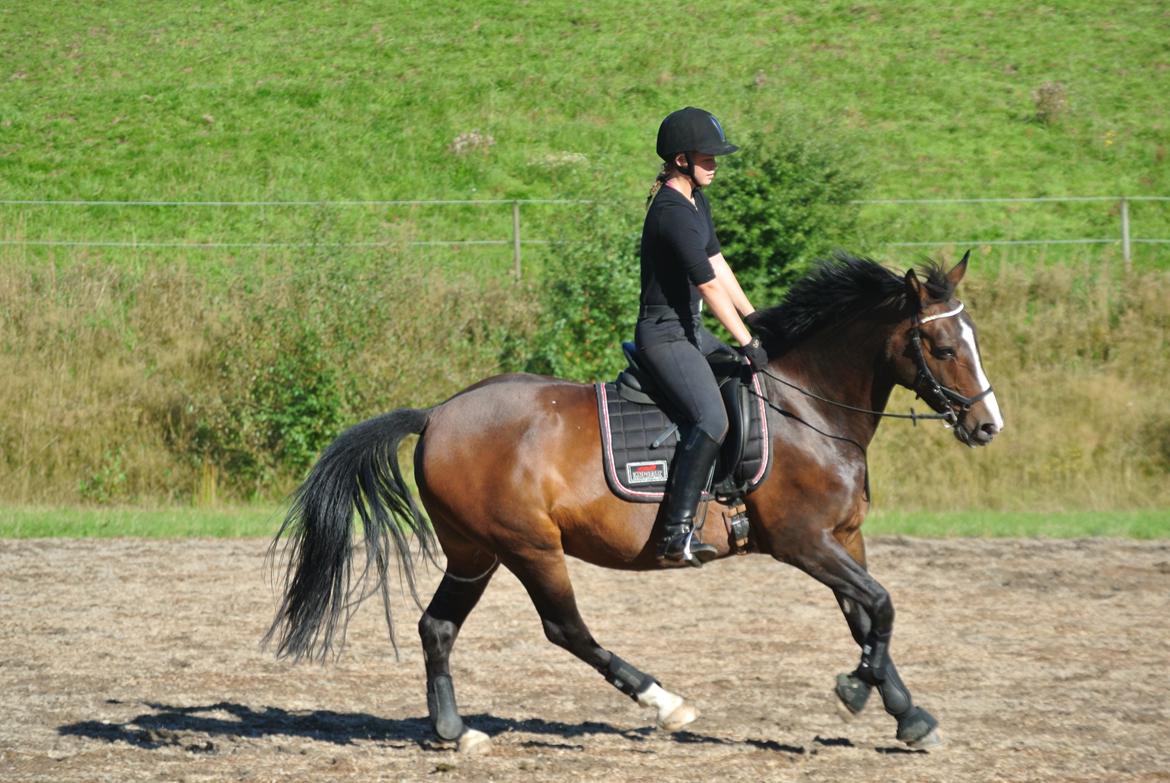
[658,428,721,566]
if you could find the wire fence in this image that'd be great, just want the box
[852,196,1170,264]
[0,198,593,277]
[1,194,1167,272]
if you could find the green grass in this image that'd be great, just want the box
[865,509,1170,539]
[2,506,1167,540]
[0,506,282,539]
[2,1,1168,266]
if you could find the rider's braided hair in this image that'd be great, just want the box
[646,160,689,209]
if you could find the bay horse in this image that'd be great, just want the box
[265,251,1003,751]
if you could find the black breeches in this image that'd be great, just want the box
[634,332,730,442]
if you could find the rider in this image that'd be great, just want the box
[637,107,768,566]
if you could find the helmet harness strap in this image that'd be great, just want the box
[663,153,702,194]
[682,152,700,190]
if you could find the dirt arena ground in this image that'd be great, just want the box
[1,536,1168,782]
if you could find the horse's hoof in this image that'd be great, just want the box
[834,693,858,723]
[659,702,699,732]
[457,729,492,754]
[434,713,464,742]
[906,727,943,750]
[896,706,941,750]
[834,672,871,721]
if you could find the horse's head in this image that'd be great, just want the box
[889,252,1005,446]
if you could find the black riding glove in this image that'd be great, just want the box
[737,336,769,370]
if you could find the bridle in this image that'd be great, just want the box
[754,300,993,429]
[906,302,995,429]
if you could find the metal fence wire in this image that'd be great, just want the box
[1,194,1167,271]
[853,196,1170,265]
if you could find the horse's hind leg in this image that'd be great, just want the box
[504,548,698,731]
[829,530,940,749]
[418,546,498,744]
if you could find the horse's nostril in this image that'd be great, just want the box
[980,423,999,438]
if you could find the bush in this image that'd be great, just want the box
[182,315,345,497]
[523,204,641,382]
[157,257,537,502]
[711,123,866,306]
[523,127,866,380]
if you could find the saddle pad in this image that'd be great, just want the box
[595,374,772,503]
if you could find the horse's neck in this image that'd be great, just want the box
[774,317,898,450]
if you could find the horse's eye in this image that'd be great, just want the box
[933,346,956,360]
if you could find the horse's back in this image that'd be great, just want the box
[416,373,611,534]
[431,372,595,436]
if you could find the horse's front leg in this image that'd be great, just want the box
[834,591,940,748]
[829,530,940,748]
[787,529,940,749]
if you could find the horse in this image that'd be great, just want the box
[264,250,1003,752]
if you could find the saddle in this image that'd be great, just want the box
[594,342,772,505]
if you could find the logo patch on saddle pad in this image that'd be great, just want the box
[626,460,668,484]
[594,377,772,504]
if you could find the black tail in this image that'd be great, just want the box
[264,407,434,662]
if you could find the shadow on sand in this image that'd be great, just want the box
[58,700,813,755]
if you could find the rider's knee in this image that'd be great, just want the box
[696,410,728,443]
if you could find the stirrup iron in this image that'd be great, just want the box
[658,523,717,567]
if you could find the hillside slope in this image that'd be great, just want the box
[2,1,1168,251]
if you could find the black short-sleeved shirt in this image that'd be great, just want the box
[639,186,721,326]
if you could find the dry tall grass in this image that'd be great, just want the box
[0,249,536,503]
[1,251,1166,510]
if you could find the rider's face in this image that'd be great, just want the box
[691,153,717,186]
[674,152,718,187]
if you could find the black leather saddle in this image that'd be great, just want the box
[594,342,771,503]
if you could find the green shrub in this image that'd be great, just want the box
[155,256,538,501]
[183,316,345,496]
[523,204,641,382]
[712,123,866,306]
[77,448,129,505]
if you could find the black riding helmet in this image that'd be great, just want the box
[656,107,740,161]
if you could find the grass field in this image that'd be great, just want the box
[1,505,1166,540]
[2,1,1169,263]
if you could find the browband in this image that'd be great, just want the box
[919,302,965,324]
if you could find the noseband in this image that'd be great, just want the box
[908,302,994,428]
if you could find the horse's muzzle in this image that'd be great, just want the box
[956,420,999,447]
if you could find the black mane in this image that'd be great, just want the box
[751,252,954,353]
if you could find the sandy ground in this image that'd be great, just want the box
[1,536,1169,782]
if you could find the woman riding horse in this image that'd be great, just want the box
[638,107,768,565]
[265,132,1004,751]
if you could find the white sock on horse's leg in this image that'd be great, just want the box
[637,683,698,731]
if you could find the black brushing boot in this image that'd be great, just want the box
[658,428,721,566]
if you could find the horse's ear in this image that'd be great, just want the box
[904,268,926,303]
[946,249,971,289]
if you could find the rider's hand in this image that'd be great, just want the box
[744,311,766,333]
[737,336,768,370]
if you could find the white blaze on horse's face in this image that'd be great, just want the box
[917,301,1004,446]
[957,317,1005,433]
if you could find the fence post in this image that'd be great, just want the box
[512,201,522,277]
[1119,197,1131,268]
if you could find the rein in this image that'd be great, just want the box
[755,367,950,424]
[751,301,992,428]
